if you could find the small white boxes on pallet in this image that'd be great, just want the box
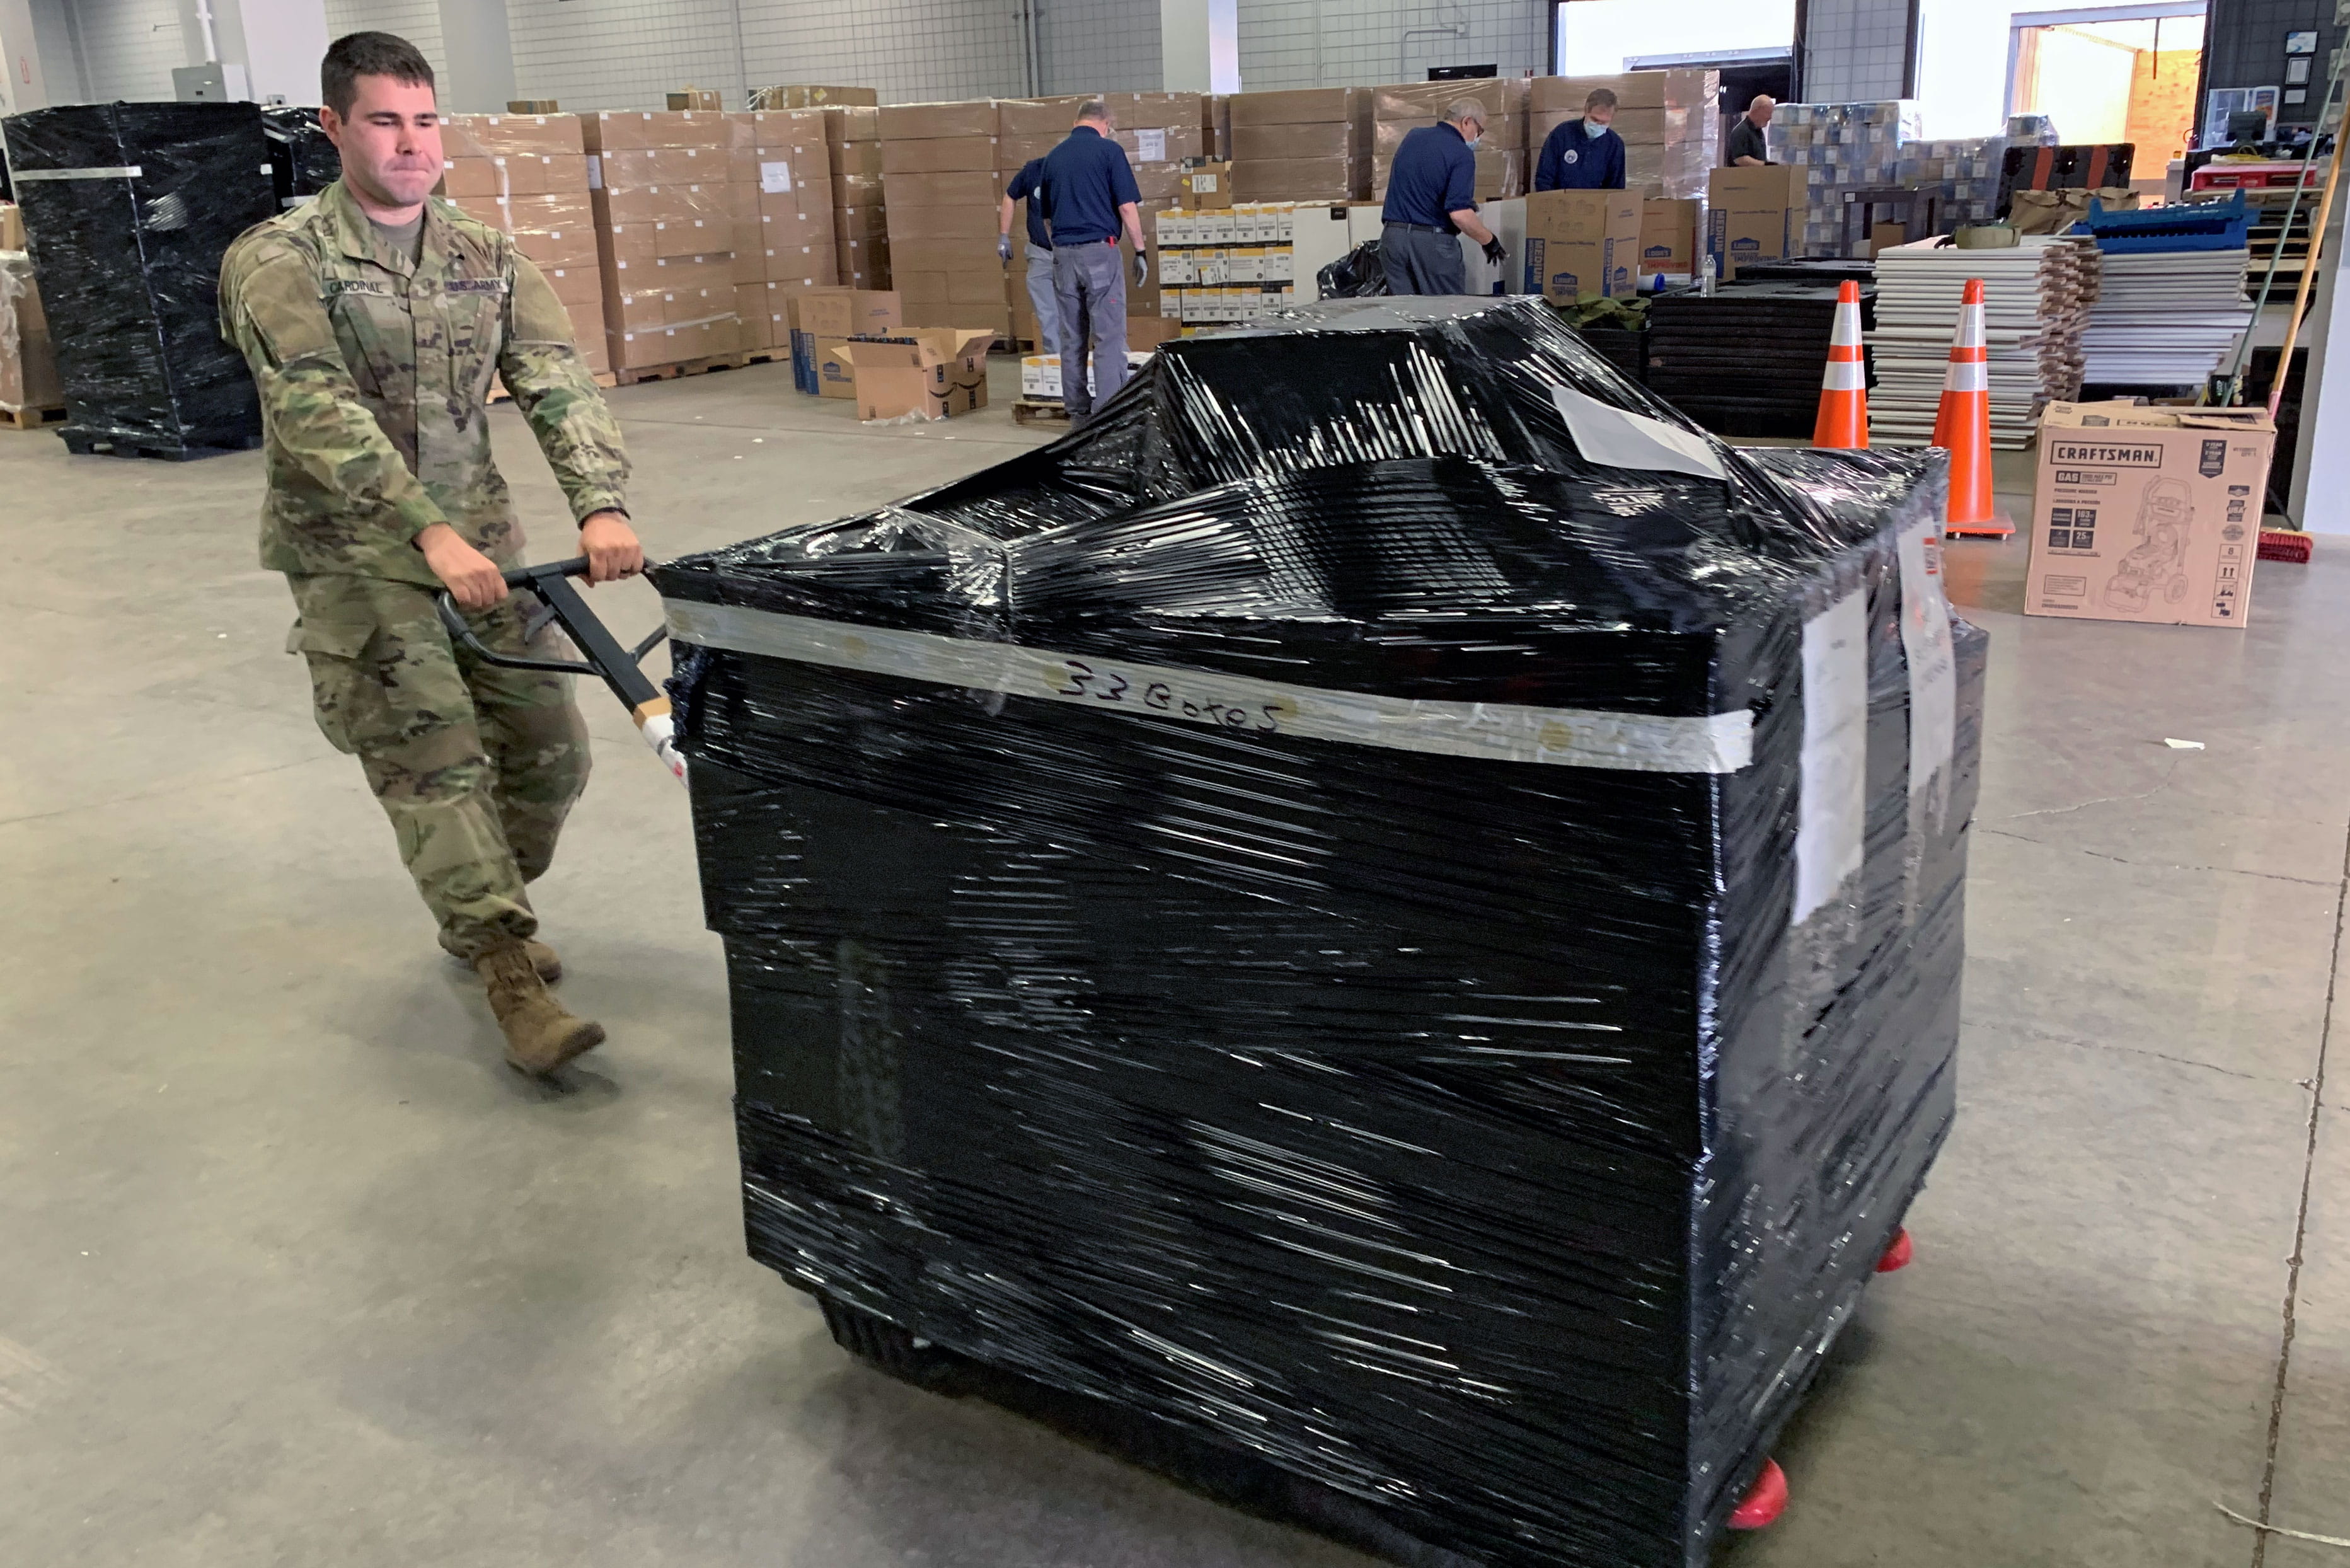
[1153,201,1299,326]
[1021,349,1156,401]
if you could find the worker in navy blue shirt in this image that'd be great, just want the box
[1038,100,1148,424]
[997,158,1059,358]
[1535,87,1627,192]
[1380,98,1502,295]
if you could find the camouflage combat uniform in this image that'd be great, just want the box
[219,179,630,960]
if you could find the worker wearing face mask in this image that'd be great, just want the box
[1378,98,1504,295]
[1535,87,1627,191]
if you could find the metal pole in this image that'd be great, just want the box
[2264,127,2347,417]
[2215,59,2345,404]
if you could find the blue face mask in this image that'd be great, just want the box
[1461,124,1483,149]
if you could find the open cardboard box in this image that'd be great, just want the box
[828,326,994,421]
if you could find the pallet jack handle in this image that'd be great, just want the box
[434,556,686,784]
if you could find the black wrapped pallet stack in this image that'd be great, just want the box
[1,101,277,458]
[652,296,1982,1568]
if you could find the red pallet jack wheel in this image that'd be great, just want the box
[1876,1226,1914,1274]
[1727,1458,1788,1530]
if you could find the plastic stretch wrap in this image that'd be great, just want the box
[0,101,275,453]
[262,106,341,209]
[652,296,1983,1568]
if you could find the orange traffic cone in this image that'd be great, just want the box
[1812,280,1869,448]
[1932,277,2012,539]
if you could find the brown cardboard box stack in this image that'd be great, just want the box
[439,113,609,376]
[1369,79,1526,201]
[1522,188,1644,302]
[826,105,890,289]
[1108,91,1201,326]
[1640,197,1700,276]
[1531,71,1719,199]
[584,110,740,371]
[1226,89,1370,202]
[880,99,1010,340]
[1705,164,1804,277]
[741,108,838,351]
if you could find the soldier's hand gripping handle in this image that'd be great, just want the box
[418,524,510,610]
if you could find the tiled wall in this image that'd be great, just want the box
[1241,0,1547,91]
[1800,0,1911,102]
[323,0,447,79]
[66,0,185,101]
[1037,0,1161,95]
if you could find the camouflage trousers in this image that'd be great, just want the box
[285,572,592,960]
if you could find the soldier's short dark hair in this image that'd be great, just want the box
[322,32,435,117]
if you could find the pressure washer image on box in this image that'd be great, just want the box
[648,295,1986,1568]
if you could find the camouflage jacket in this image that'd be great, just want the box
[218,179,628,584]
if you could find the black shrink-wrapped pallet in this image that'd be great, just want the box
[262,106,342,209]
[652,296,1983,1568]
[0,101,275,456]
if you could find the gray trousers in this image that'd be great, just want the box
[1052,240,1128,422]
[1023,243,1061,358]
[1383,222,1466,296]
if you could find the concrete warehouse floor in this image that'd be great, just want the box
[3,356,2346,1568]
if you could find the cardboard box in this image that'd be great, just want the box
[596,146,727,188]
[610,314,739,369]
[999,96,1091,136]
[0,250,61,412]
[759,84,877,108]
[507,99,560,114]
[882,169,1005,209]
[0,203,22,250]
[834,201,888,238]
[1371,117,1521,158]
[879,101,1000,141]
[2024,403,2277,628]
[1229,89,1357,126]
[443,113,585,157]
[1706,164,1802,277]
[1115,125,1206,163]
[1231,158,1357,201]
[1370,79,1529,123]
[829,138,887,178]
[669,87,723,111]
[881,137,999,174]
[1529,71,1717,114]
[792,286,904,339]
[1521,188,1642,301]
[1231,122,1354,162]
[1639,197,1700,275]
[458,193,601,268]
[1182,161,1234,207]
[829,326,993,420]
[824,105,880,142]
[887,236,1003,272]
[583,110,730,151]
[538,262,603,312]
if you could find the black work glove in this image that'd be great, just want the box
[1482,236,1507,265]
[1133,250,1150,288]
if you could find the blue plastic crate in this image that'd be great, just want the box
[2071,192,2249,252]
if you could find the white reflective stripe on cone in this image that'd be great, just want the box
[1953,303,1986,347]
[1942,360,1990,393]
[1821,360,1867,391]
[1829,305,1864,348]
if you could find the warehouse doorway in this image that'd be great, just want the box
[2007,3,2205,170]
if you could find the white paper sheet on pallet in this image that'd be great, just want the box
[1795,591,1870,925]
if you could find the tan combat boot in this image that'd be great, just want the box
[446,937,562,981]
[475,942,606,1076]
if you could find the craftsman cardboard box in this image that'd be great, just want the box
[1640,197,1700,275]
[1521,188,1642,301]
[2024,402,2278,628]
[879,101,1000,141]
[1707,165,1802,277]
[828,326,993,420]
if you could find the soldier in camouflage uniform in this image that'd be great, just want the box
[219,32,639,1076]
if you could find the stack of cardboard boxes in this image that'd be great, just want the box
[1369,80,1526,201]
[1226,89,1370,202]
[751,84,877,111]
[0,204,62,417]
[1155,203,1301,326]
[786,284,902,398]
[1531,71,1719,199]
[584,110,740,372]
[826,105,889,289]
[1105,91,1204,327]
[1773,100,1923,255]
[742,108,838,350]
[439,113,609,377]
[880,99,1008,339]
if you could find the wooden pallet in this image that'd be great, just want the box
[487,371,619,406]
[61,430,263,461]
[1010,400,1072,427]
[614,350,752,386]
[1,403,66,432]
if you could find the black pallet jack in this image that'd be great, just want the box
[434,555,686,783]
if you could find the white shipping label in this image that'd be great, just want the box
[1795,591,1870,925]
[1896,521,1956,817]
[1549,386,1729,482]
[1192,171,1220,193]
[760,159,792,194]
[1136,128,1167,162]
